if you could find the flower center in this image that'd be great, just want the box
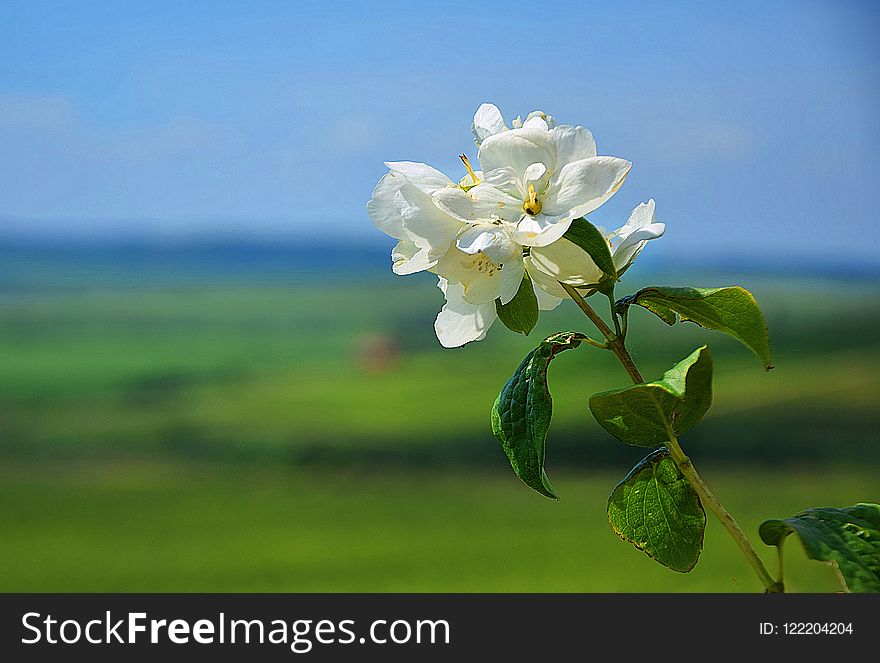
[469,251,500,277]
[523,183,542,215]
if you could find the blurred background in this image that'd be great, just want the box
[1,0,878,592]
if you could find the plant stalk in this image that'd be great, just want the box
[560,281,783,592]
[664,435,781,592]
[776,535,785,588]
[559,283,643,382]
[559,283,616,341]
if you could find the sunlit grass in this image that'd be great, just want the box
[0,280,878,458]
[0,276,877,591]
[0,461,873,592]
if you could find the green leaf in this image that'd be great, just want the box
[589,346,713,447]
[617,286,773,370]
[608,447,706,572]
[562,217,617,280]
[760,503,880,593]
[495,271,539,335]
[491,332,586,499]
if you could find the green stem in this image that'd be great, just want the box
[776,535,785,588]
[559,283,616,341]
[664,435,781,592]
[606,290,623,338]
[560,281,783,593]
[559,284,644,382]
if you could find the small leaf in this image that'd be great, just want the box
[617,286,773,370]
[760,503,880,593]
[589,346,713,447]
[495,271,539,335]
[608,447,706,572]
[491,332,586,499]
[562,217,617,280]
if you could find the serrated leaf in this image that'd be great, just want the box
[491,332,586,499]
[617,286,773,370]
[760,503,880,593]
[562,217,617,280]
[589,346,713,447]
[495,271,539,335]
[608,447,706,572]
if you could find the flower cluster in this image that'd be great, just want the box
[367,103,665,347]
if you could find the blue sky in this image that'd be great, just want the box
[1,0,878,262]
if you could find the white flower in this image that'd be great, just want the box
[434,278,497,348]
[609,199,666,274]
[367,104,658,348]
[472,103,507,146]
[526,200,665,297]
[471,102,557,146]
[368,159,529,309]
[434,199,663,347]
[367,161,466,275]
[433,276,562,348]
[432,226,524,305]
[418,103,630,314]
[453,104,632,254]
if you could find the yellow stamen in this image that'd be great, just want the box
[472,252,499,277]
[459,154,480,185]
[524,183,542,215]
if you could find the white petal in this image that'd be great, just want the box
[612,199,664,270]
[432,247,502,305]
[367,172,406,240]
[461,273,502,305]
[522,115,549,131]
[455,225,496,255]
[551,125,597,165]
[544,156,631,217]
[430,247,471,283]
[529,238,605,287]
[396,183,464,259]
[524,255,569,298]
[385,161,453,193]
[455,224,517,263]
[526,110,556,128]
[515,214,573,247]
[430,186,479,221]
[477,128,556,182]
[523,162,547,184]
[480,166,525,200]
[472,103,507,146]
[433,184,520,225]
[533,279,563,310]
[499,255,525,305]
[391,237,437,275]
[434,279,497,347]
[612,224,665,271]
[615,199,656,237]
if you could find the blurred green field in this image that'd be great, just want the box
[0,460,874,592]
[0,254,878,591]
[1,275,879,464]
